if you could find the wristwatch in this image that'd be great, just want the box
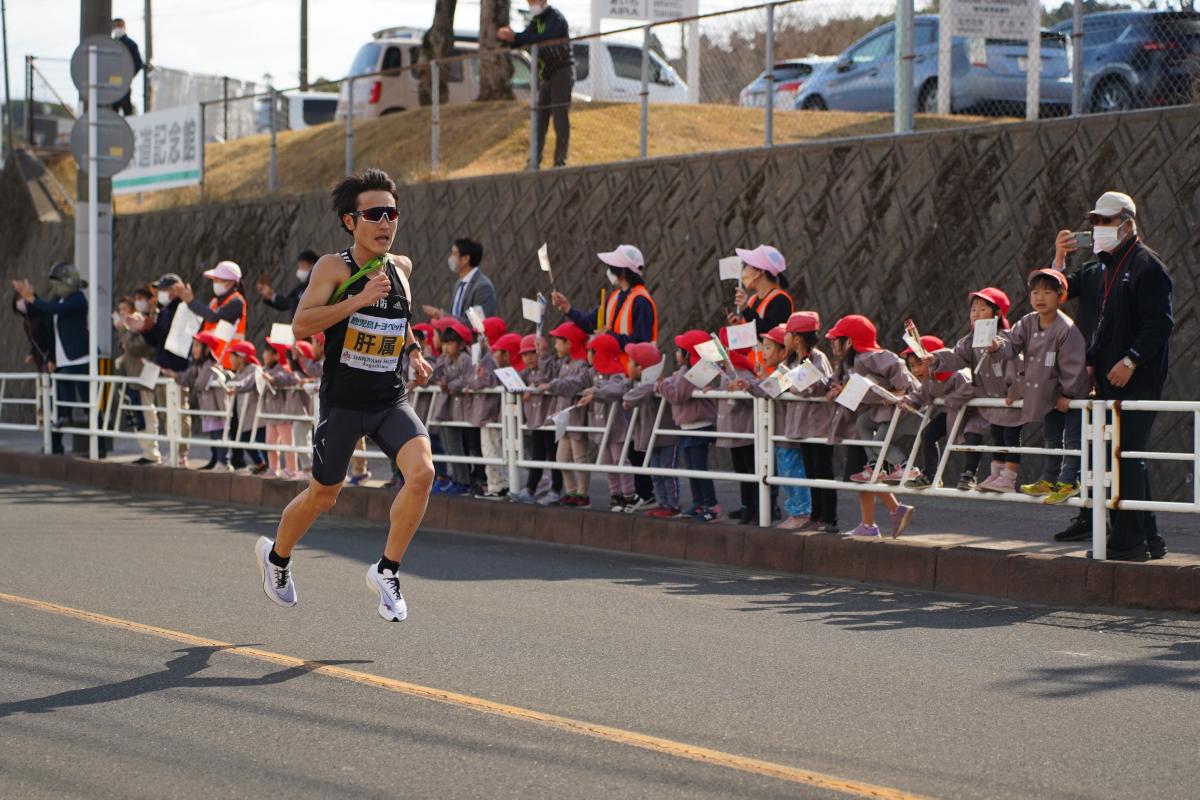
[1121,356,1136,370]
[404,342,422,357]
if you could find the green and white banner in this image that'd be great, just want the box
[112,104,204,195]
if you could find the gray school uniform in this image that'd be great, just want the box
[522,361,555,430]
[430,351,473,422]
[262,364,298,418]
[659,367,718,430]
[587,374,632,445]
[226,364,264,431]
[465,351,501,428]
[175,360,229,417]
[930,333,1023,427]
[785,349,835,441]
[995,310,1090,425]
[623,379,677,451]
[547,357,593,441]
[854,349,918,424]
[904,367,989,439]
[716,366,756,449]
[826,358,860,444]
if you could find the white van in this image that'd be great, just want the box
[334,27,533,120]
[571,41,688,103]
[255,91,339,133]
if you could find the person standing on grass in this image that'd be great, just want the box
[499,1,575,168]
[254,168,435,623]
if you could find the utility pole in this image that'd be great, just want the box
[2,0,14,157]
[299,0,308,91]
[143,0,152,111]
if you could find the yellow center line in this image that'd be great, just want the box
[0,590,931,800]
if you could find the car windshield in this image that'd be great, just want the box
[349,44,382,76]
[773,64,811,81]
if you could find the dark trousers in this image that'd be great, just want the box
[51,363,89,454]
[628,449,655,500]
[111,92,133,116]
[919,412,948,477]
[536,66,573,167]
[237,428,266,467]
[1109,410,1158,550]
[524,430,563,493]
[207,430,229,465]
[729,445,757,511]
[962,432,985,476]
[1040,408,1082,484]
[800,442,837,525]
[680,440,717,510]
[464,427,484,487]
[990,423,1022,465]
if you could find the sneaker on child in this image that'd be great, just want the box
[848,464,878,484]
[889,504,915,538]
[536,490,562,506]
[509,488,536,504]
[1020,479,1056,497]
[847,523,881,537]
[1044,481,1080,505]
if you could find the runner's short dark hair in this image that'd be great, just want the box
[453,238,483,267]
[297,249,320,265]
[331,168,398,234]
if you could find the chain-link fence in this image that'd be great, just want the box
[29,1,1197,211]
[22,56,77,151]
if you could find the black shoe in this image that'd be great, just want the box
[1147,536,1168,560]
[1087,543,1150,562]
[738,508,761,525]
[251,463,269,475]
[1053,516,1092,542]
[727,506,751,522]
[198,460,217,471]
[131,457,155,466]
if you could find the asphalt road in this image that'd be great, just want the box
[2,475,1199,800]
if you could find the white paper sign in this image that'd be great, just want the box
[494,366,527,392]
[901,334,928,361]
[522,297,544,324]
[470,343,482,366]
[836,373,874,411]
[136,360,161,390]
[164,302,202,358]
[725,321,758,352]
[213,319,237,342]
[253,365,268,395]
[973,317,998,349]
[684,360,721,388]
[787,361,823,393]
[760,370,793,399]
[694,340,723,363]
[639,360,664,385]
[718,256,743,281]
[551,404,577,442]
[269,323,295,348]
[466,305,486,334]
[537,243,551,272]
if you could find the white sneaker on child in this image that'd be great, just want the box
[365,561,408,622]
[255,536,297,607]
[537,490,562,506]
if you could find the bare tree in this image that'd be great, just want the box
[418,0,459,106]
[478,0,514,101]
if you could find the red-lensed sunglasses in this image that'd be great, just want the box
[351,206,399,223]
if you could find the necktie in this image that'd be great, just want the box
[452,280,467,317]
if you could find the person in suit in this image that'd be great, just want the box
[421,238,498,325]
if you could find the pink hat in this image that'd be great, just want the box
[597,244,645,276]
[734,244,786,276]
[202,260,243,282]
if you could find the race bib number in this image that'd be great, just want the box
[340,313,408,372]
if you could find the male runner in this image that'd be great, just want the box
[255,168,435,621]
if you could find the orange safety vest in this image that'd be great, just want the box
[747,287,793,321]
[201,290,247,368]
[603,285,657,370]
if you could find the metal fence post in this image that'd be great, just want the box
[345,77,354,174]
[1071,0,1083,116]
[166,381,180,467]
[936,7,951,115]
[268,87,277,192]
[1090,401,1107,561]
[640,26,651,159]
[894,0,914,133]
[24,55,33,145]
[222,75,229,140]
[529,43,539,171]
[1025,1,1041,120]
[764,4,775,146]
[431,60,440,172]
[757,396,772,527]
[504,393,520,496]
[40,372,52,454]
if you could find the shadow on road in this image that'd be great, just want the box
[0,644,372,718]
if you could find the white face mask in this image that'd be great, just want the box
[213,280,231,296]
[296,268,311,283]
[134,299,149,313]
[606,269,619,287]
[1092,225,1122,255]
[529,3,546,15]
[16,299,27,314]
[112,27,126,39]
[157,290,172,305]
[448,256,464,274]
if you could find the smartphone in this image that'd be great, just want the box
[1072,230,1092,251]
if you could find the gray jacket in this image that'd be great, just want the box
[931,332,1023,427]
[449,269,498,325]
[995,311,1090,424]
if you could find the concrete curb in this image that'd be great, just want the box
[4,452,1197,614]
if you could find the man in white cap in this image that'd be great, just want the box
[1052,191,1173,561]
[550,244,657,349]
[173,260,247,369]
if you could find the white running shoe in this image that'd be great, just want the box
[536,490,562,507]
[255,536,297,607]
[366,561,408,622]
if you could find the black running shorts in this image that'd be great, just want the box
[311,402,428,486]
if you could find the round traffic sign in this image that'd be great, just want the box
[70,34,136,105]
[70,109,135,177]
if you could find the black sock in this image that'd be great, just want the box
[268,548,290,568]
[378,556,400,574]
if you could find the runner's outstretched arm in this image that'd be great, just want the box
[291,254,389,339]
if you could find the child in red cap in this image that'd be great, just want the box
[926,288,1022,493]
[717,327,766,523]
[225,340,269,475]
[511,334,564,504]
[580,334,637,511]
[466,331,523,500]
[622,342,679,516]
[429,318,475,495]
[659,330,719,520]
[781,311,838,532]
[261,337,302,479]
[539,322,594,507]
[171,331,231,470]
[826,315,917,539]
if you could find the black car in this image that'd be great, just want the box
[1052,11,1200,112]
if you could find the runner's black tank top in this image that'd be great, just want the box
[320,249,411,411]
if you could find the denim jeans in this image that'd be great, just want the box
[1039,408,1082,484]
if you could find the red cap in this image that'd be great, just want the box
[194,331,222,350]
[312,332,325,346]
[265,338,292,356]
[761,324,787,346]
[673,329,711,367]
[412,322,435,339]
[228,339,260,365]
[482,316,507,347]
[968,287,1012,330]
[294,340,315,360]
[900,334,944,357]
[717,327,754,373]
[519,334,541,355]
[442,318,474,345]
[1027,268,1069,296]
[825,315,880,353]
[549,322,588,360]
[785,311,820,333]
[491,332,523,368]
[624,341,662,369]
[586,333,626,376]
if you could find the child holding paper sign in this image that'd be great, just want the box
[262,338,302,479]
[225,341,269,475]
[542,322,594,507]
[467,331,523,500]
[783,312,838,532]
[429,319,475,494]
[825,315,917,539]
[717,327,768,524]
[623,342,680,517]
[900,335,985,490]
[659,331,719,521]
[512,334,564,505]
[172,331,232,471]
[580,334,637,512]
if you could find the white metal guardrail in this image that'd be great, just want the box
[7,371,1200,561]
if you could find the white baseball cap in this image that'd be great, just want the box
[1088,191,1136,218]
[734,244,786,276]
[597,244,645,275]
[203,260,243,282]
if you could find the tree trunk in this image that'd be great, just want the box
[477,0,514,101]
[418,0,459,107]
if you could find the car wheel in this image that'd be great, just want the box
[1089,78,1133,113]
[801,95,827,111]
[918,80,939,114]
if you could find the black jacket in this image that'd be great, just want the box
[1065,260,1104,343]
[30,291,89,363]
[513,6,574,79]
[263,281,307,316]
[1088,238,1173,400]
[142,299,191,372]
[118,35,144,75]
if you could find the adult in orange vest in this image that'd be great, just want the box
[174,260,248,369]
[550,244,658,348]
[727,244,793,335]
